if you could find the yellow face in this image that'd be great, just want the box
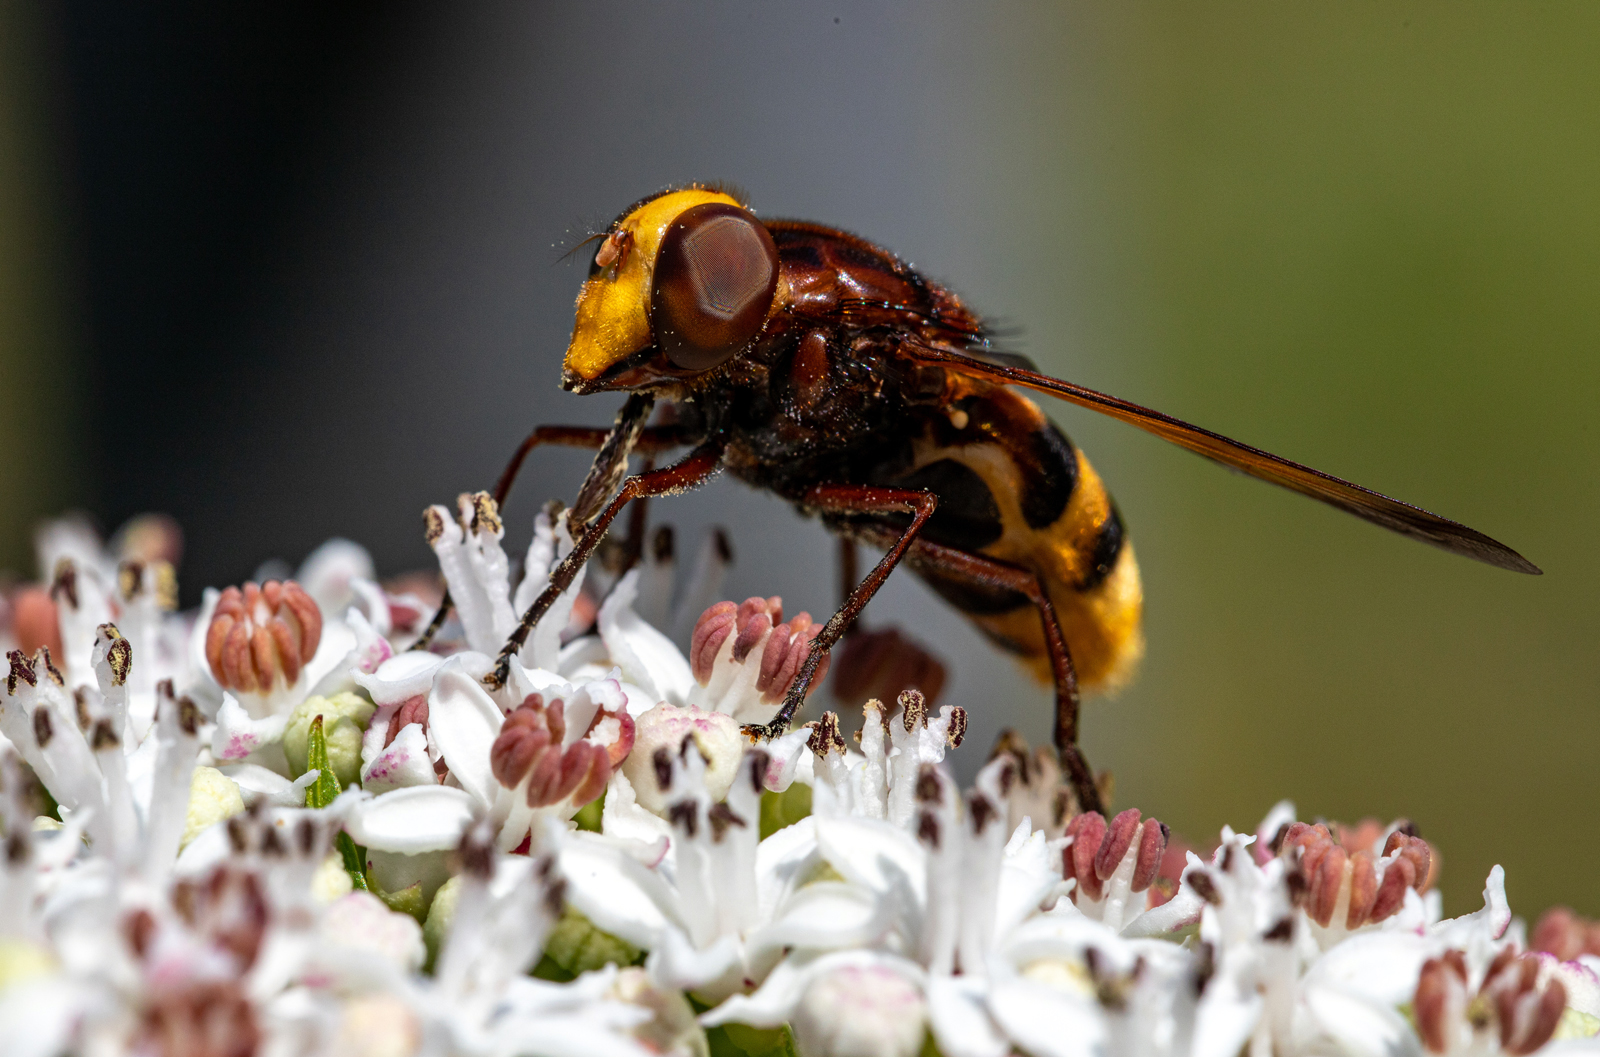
[563,187,783,393]
[563,188,744,384]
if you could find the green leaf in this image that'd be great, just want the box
[303,714,342,809]
[337,832,370,892]
[305,714,370,892]
[759,782,812,840]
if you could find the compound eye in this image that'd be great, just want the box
[650,203,779,372]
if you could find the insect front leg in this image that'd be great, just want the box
[481,439,726,691]
[748,483,940,741]
[903,538,1105,817]
[408,416,685,651]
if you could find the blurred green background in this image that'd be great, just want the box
[2,3,1595,917]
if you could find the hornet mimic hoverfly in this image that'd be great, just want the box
[415,185,1539,817]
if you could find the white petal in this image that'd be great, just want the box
[360,722,439,794]
[1432,864,1512,947]
[1192,974,1264,1057]
[1303,983,1421,1057]
[599,771,672,863]
[1308,930,1432,1006]
[558,830,684,949]
[210,695,287,762]
[814,815,926,905]
[427,658,504,808]
[756,816,821,924]
[599,569,695,706]
[986,972,1106,1057]
[0,978,80,1057]
[994,824,1060,939]
[345,785,476,853]
[649,929,744,995]
[702,950,925,1030]
[760,727,814,792]
[927,974,1011,1057]
[747,882,887,956]
[295,537,376,616]
[353,650,446,705]
[220,763,319,807]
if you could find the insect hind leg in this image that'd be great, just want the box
[905,538,1105,817]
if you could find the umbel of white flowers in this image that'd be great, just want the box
[0,502,1595,1057]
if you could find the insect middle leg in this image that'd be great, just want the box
[482,439,727,690]
[749,483,940,738]
[408,421,683,651]
[903,538,1105,817]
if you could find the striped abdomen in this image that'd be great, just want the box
[887,387,1144,692]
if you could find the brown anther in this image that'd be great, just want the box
[668,801,698,838]
[1345,851,1379,928]
[1263,916,1293,942]
[32,707,52,748]
[456,823,495,879]
[38,647,62,686]
[102,627,133,686]
[204,580,323,695]
[747,750,771,795]
[124,908,158,960]
[831,625,948,709]
[423,507,447,545]
[807,711,845,757]
[464,491,502,535]
[74,688,91,731]
[1095,808,1142,881]
[969,793,998,834]
[652,747,674,792]
[1065,811,1108,902]
[7,649,37,693]
[1192,942,1216,997]
[91,719,119,751]
[295,817,317,857]
[1132,819,1169,893]
[1179,870,1220,907]
[708,802,747,843]
[917,811,940,849]
[946,706,967,748]
[914,763,942,805]
[899,689,927,731]
[1307,844,1348,928]
[49,558,79,609]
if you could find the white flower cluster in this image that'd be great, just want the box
[0,504,1596,1057]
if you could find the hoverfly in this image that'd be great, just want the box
[418,185,1538,817]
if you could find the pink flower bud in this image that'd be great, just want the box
[205,580,322,695]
